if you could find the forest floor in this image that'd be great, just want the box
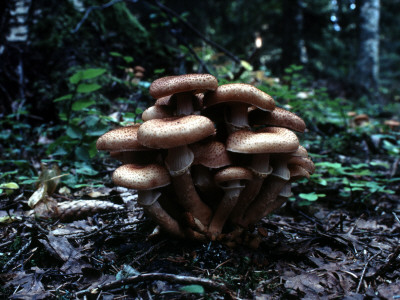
[1,170,399,299]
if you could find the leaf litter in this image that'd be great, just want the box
[1,173,399,299]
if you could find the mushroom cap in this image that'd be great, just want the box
[112,164,171,190]
[204,83,275,111]
[142,105,173,121]
[137,115,216,149]
[289,165,310,180]
[226,127,299,154]
[96,124,149,152]
[134,66,145,73]
[149,74,218,99]
[155,93,204,111]
[384,120,400,128]
[214,166,253,185]
[288,156,315,174]
[290,145,309,157]
[190,140,232,168]
[249,107,306,132]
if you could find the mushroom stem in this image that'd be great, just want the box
[241,176,288,228]
[171,170,212,226]
[229,153,272,224]
[226,102,250,130]
[165,145,213,226]
[229,176,264,225]
[175,92,194,116]
[208,179,245,240]
[138,190,185,238]
[250,153,272,177]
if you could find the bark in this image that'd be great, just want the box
[355,0,380,101]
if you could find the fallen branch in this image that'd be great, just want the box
[75,272,235,299]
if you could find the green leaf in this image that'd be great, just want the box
[72,99,96,111]
[74,162,98,176]
[70,72,83,84]
[80,68,107,80]
[54,94,73,102]
[85,115,100,127]
[110,52,122,57]
[0,182,19,195]
[77,83,102,94]
[123,56,134,63]
[180,285,205,294]
[299,192,321,201]
[66,126,83,139]
[70,68,106,84]
[75,146,90,161]
[240,60,253,71]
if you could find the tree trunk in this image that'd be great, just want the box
[281,0,307,71]
[355,0,380,102]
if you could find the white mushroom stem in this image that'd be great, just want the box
[165,145,212,226]
[175,92,194,116]
[138,190,185,238]
[208,179,246,240]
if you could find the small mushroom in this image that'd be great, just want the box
[142,105,173,122]
[96,124,158,164]
[226,128,299,225]
[149,74,218,116]
[208,166,253,239]
[240,156,292,228]
[204,83,275,132]
[248,106,306,133]
[112,164,185,238]
[137,115,215,226]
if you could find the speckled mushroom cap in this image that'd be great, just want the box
[288,156,315,174]
[190,140,232,168]
[248,107,306,132]
[149,74,218,99]
[226,127,299,154]
[204,83,275,111]
[142,105,173,121]
[112,164,171,190]
[137,115,216,149]
[96,124,149,152]
[214,166,253,185]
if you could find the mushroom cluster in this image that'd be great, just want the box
[97,74,314,244]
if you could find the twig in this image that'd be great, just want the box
[393,212,400,225]
[131,240,166,264]
[368,245,400,279]
[71,0,125,33]
[2,237,32,273]
[75,272,235,299]
[356,251,381,293]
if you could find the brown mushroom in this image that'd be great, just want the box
[96,124,158,164]
[112,164,185,238]
[137,115,215,226]
[208,166,253,239]
[141,105,173,122]
[149,74,218,116]
[226,128,299,225]
[248,106,306,132]
[204,83,275,132]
